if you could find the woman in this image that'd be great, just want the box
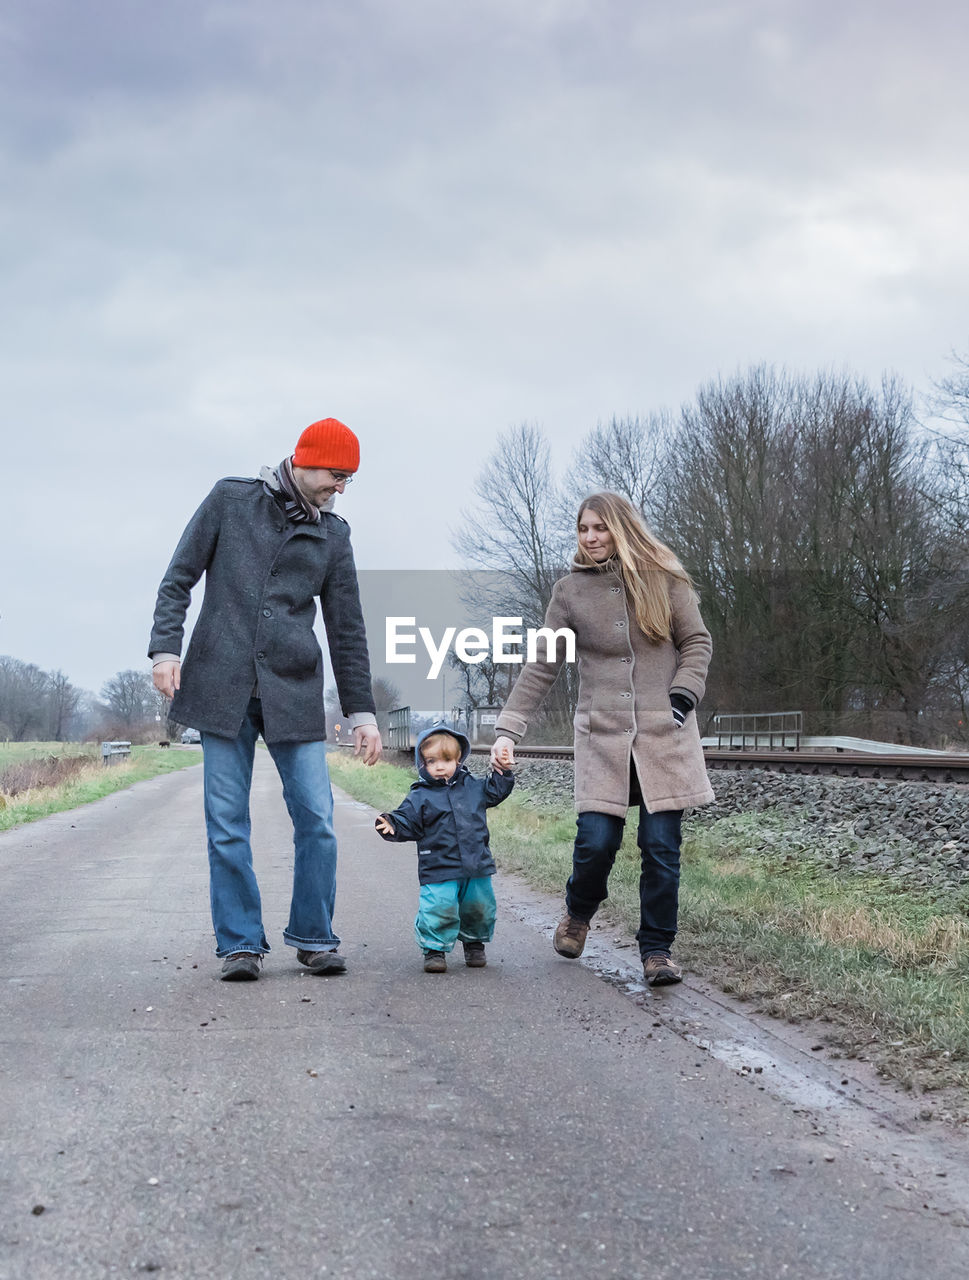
[490,492,713,985]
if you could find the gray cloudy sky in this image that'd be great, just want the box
[1,0,967,696]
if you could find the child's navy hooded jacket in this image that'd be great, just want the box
[377,727,514,885]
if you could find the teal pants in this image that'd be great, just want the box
[415,876,497,953]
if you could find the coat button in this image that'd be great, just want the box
[263,608,272,617]
[256,651,265,660]
[615,621,626,629]
[271,568,279,576]
[620,692,631,698]
[611,586,621,593]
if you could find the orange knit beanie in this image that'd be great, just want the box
[292,418,360,471]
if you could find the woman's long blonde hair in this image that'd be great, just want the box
[575,492,693,642]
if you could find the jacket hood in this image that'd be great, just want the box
[414,724,471,783]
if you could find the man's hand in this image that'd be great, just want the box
[353,725,383,766]
[491,736,515,770]
[152,661,181,700]
[375,815,395,835]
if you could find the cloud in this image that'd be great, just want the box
[1,1,967,691]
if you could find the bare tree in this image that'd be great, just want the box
[663,366,800,722]
[453,423,573,620]
[662,366,967,742]
[923,347,969,542]
[928,348,969,428]
[44,670,81,741]
[447,649,507,712]
[371,676,402,737]
[452,423,577,737]
[568,412,674,525]
[447,364,969,747]
[835,376,966,744]
[324,678,400,741]
[0,657,52,741]
[100,669,165,738]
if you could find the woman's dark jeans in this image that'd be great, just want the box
[566,808,683,958]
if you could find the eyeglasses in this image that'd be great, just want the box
[327,470,355,485]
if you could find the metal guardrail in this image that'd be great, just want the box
[701,735,946,757]
[713,711,802,751]
[388,707,411,752]
[100,740,131,766]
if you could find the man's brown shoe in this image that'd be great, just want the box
[296,949,347,975]
[553,914,589,959]
[643,954,682,986]
[462,941,487,968]
[221,952,262,981]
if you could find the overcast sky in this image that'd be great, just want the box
[1,0,967,697]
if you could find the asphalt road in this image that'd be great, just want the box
[3,751,969,1280]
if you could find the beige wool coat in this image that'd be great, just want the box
[495,559,715,817]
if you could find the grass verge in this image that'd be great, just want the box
[328,750,969,1108]
[0,741,111,767]
[0,745,202,832]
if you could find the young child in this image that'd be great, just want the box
[375,726,514,972]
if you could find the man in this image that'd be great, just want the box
[149,417,382,981]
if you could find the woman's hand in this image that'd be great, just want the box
[491,736,516,770]
[669,693,693,729]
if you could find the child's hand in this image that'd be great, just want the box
[375,815,395,836]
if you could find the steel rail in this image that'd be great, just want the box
[703,749,969,784]
[470,744,969,783]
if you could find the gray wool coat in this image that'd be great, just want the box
[149,478,375,743]
[495,560,714,817]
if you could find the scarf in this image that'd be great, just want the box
[259,456,335,524]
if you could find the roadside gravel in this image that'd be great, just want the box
[480,756,969,893]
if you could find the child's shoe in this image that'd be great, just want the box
[462,941,487,968]
[423,950,447,973]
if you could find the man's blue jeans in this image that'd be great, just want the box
[566,808,683,958]
[201,699,339,957]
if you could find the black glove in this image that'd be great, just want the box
[670,693,693,728]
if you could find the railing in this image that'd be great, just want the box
[100,740,132,766]
[712,711,802,751]
[388,707,411,751]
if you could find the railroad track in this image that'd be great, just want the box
[470,744,969,783]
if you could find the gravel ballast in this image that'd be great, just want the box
[467,754,969,894]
